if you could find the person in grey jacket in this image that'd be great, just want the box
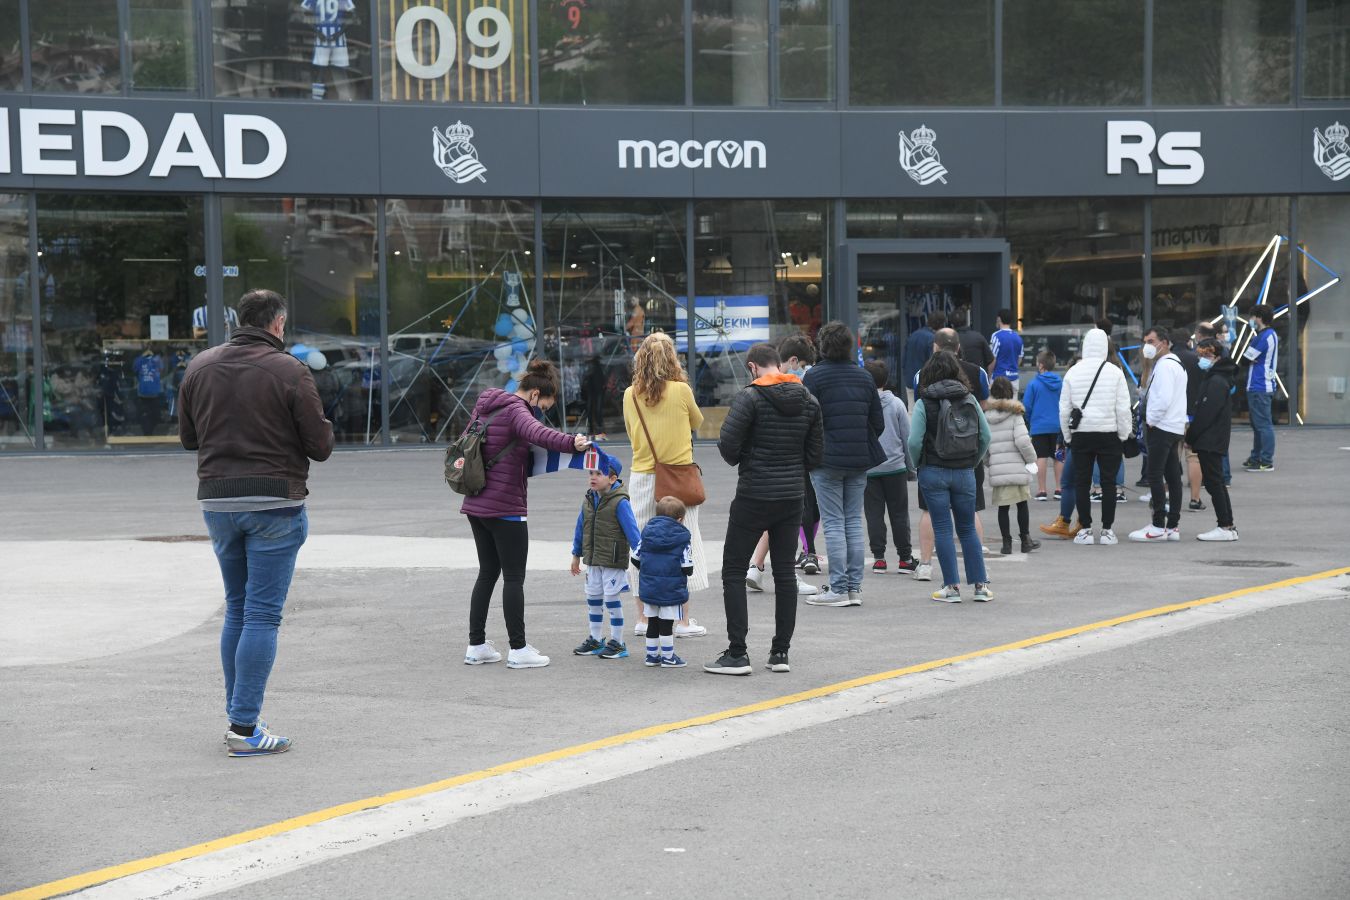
[861,360,916,574]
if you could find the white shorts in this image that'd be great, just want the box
[312,40,350,68]
[642,602,685,621]
[586,566,629,600]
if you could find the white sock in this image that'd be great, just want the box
[645,637,659,657]
[605,599,624,643]
[586,597,603,641]
[661,638,675,660]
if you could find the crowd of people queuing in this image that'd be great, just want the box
[182,289,1273,756]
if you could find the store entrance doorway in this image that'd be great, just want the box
[841,239,1010,388]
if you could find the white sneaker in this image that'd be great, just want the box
[1098,528,1119,545]
[1197,526,1240,542]
[931,586,962,603]
[634,621,647,636]
[805,588,851,607]
[745,566,765,592]
[1166,528,1181,542]
[1128,525,1168,543]
[674,618,708,637]
[506,644,550,668]
[1073,528,1096,545]
[847,590,862,607]
[796,575,818,596]
[464,641,502,665]
[1139,492,1151,504]
[912,563,933,582]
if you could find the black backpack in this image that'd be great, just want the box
[444,410,517,496]
[930,394,981,462]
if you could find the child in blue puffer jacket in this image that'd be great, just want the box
[631,496,694,668]
[1021,350,1063,501]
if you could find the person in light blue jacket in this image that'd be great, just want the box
[1021,349,1064,500]
[862,361,917,574]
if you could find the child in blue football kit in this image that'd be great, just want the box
[570,449,642,659]
[630,496,695,668]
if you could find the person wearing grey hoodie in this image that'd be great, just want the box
[862,361,916,574]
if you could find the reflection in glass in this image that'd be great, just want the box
[540,202,687,436]
[214,0,373,100]
[131,0,197,92]
[222,197,379,444]
[693,0,769,106]
[539,0,684,105]
[31,0,121,93]
[1152,197,1290,421]
[380,0,532,104]
[385,199,536,443]
[1305,0,1350,100]
[778,0,833,101]
[850,0,995,106]
[846,199,1004,240]
[1153,0,1292,105]
[0,0,22,91]
[1296,196,1350,425]
[1003,0,1144,106]
[0,195,32,449]
[37,195,205,449]
[1006,199,1144,379]
[692,200,829,406]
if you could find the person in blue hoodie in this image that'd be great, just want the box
[1021,350,1063,501]
[570,449,642,661]
[630,496,695,668]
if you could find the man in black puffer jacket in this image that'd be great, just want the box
[706,342,824,676]
[802,322,886,607]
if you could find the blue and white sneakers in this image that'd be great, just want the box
[225,723,291,758]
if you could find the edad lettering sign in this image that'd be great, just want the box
[0,109,287,179]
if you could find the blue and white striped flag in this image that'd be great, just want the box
[527,444,621,478]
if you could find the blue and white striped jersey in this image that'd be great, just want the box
[1243,327,1278,394]
[192,305,240,332]
[302,0,357,41]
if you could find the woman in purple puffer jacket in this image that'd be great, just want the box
[462,360,589,670]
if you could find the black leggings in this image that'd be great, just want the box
[649,618,675,637]
[468,515,529,650]
[1198,450,1234,528]
[801,473,819,553]
[997,501,1030,541]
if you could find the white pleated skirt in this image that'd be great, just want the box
[627,471,710,594]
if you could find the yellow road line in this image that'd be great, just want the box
[8,566,1348,900]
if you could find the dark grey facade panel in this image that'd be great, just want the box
[0,96,1346,198]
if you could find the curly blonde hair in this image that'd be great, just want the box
[631,332,687,407]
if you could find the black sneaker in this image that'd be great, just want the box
[703,650,752,676]
[766,651,790,673]
[794,551,807,569]
[895,556,919,574]
[1188,499,1206,511]
[1135,476,1149,487]
[802,554,820,575]
[573,636,604,656]
[1242,459,1259,470]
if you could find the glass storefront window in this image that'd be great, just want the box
[222,196,379,444]
[849,0,995,106]
[540,202,687,436]
[538,0,685,105]
[692,200,830,408]
[1297,196,1350,425]
[1007,198,1145,379]
[385,198,536,443]
[1003,0,1144,106]
[131,0,197,92]
[1305,0,1350,100]
[1151,196,1291,422]
[693,0,769,106]
[778,0,833,101]
[380,0,532,103]
[31,0,121,94]
[0,195,32,450]
[1154,0,1293,106]
[213,0,373,100]
[0,0,21,91]
[37,194,204,449]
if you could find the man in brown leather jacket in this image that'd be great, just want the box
[179,289,333,757]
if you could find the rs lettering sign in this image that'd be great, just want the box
[1106,120,1205,186]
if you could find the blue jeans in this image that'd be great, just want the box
[919,466,987,588]
[204,508,308,727]
[810,468,867,593]
[1248,391,1275,465]
[1059,451,1076,520]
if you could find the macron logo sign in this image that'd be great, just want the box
[0,108,287,180]
[618,138,767,170]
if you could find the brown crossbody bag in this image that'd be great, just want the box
[632,397,706,507]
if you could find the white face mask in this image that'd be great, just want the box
[1141,343,1158,360]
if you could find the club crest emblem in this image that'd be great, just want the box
[433,121,488,184]
[1313,121,1350,182]
[899,124,948,186]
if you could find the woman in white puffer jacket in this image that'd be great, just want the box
[1058,328,1133,545]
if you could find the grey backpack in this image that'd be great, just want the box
[444,410,517,496]
[931,394,981,462]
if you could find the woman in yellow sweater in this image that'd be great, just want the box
[623,333,708,637]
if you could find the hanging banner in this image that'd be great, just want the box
[675,296,771,354]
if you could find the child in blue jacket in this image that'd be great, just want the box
[1021,350,1063,501]
[570,450,642,660]
[631,496,695,668]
